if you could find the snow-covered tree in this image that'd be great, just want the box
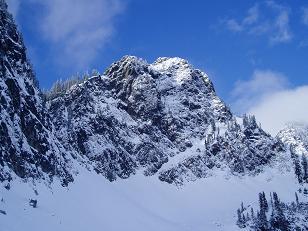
[302,155,308,182]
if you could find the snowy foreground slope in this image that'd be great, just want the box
[0,161,301,231]
[0,0,307,230]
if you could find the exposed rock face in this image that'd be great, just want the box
[0,1,73,185]
[159,115,284,185]
[48,56,284,184]
[277,123,308,156]
[105,56,232,147]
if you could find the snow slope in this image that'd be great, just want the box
[0,155,302,231]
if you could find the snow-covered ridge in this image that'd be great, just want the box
[277,123,308,156]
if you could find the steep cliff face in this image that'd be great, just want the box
[0,1,73,185]
[104,56,232,146]
[48,56,284,184]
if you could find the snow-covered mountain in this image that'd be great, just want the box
[48,55,285,186]
[0,1,307,230]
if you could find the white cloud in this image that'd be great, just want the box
[248,86,308,136]
[224,1,292,44]
[231,70,308,136]
[6,0,20,18]
[33,0,124,67]
[231,70,289,114]
[302,7,308,25]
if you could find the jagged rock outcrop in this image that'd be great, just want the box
[0,0,73,185]
[159,115,284,185]
[48,56,284,184]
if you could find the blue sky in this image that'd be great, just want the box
[6,0,308,134]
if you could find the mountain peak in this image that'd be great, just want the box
[106,55,208,86]
[114,55,148,69]
[153,57,190,69]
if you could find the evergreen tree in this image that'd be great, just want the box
[242,114,257,128]
[257,208,268,231]
[251,207,255,220]
[262,192,269,212]
[270,192,289,231]
[246,212,250,221]
[259,192,263,208]
[294,155,303,183]
[270,192,273,208]
[250,115,257,128]
[91,69,100,76]
[45,73,90,100]
[273,192,280,209]
[259,192,268,212]
[237,208,244,228]
[302,155,308,182]
[257,192,268,230]
[243,114,249,127]
[242,213,246,223]
[295,192,299,206]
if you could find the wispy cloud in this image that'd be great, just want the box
[231,70,308,135]
[224,1,292,44]
[226,19,243,32]
[243,4,260,25]
[266,1,292,44]
[32,0,124,67]
[302,7,308,25]
[225,4,259,32]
